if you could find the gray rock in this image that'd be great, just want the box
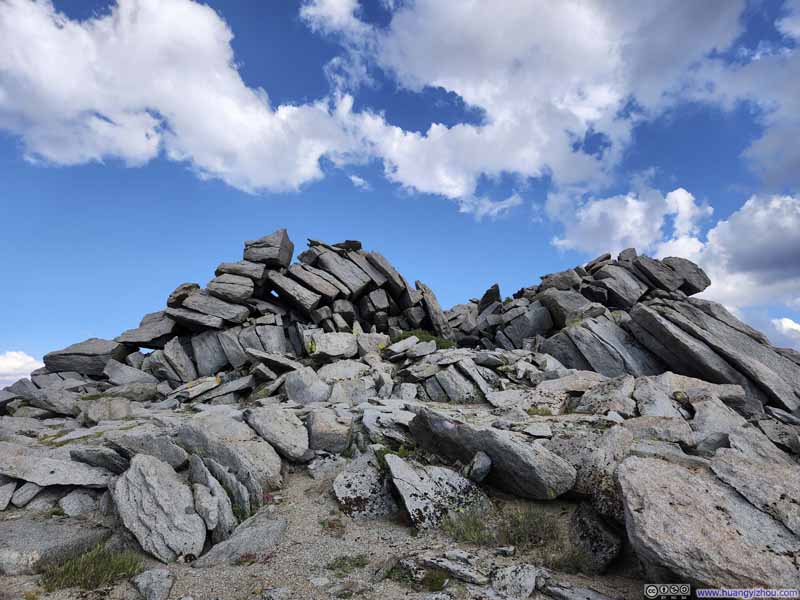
[105,382,158,404]
[618,456,800,587]
[632,376,683,418]
[112,454,206,563]
[11,481,42,507]
[29,387,81,416]
[310,332,358,360]
[216,327,249,369]
[183,291,250,324]
[573,375,636,417]
[491,564,544,599]
[215,260,267,282]
[44,338,129,377]
[80,396,133,424]
[691,397,747,443]
[193,483,219,530]
[333,450,398,520]
[175,414,282,513]
[284,367,331,405]
[266,270,321,314]
[256,325,290,354]
[107,427,189,469]
[287,264,341,303]
[0,441,113,487]
[243,229,294,267]
[593,265,648,309]
[317,359,370,382]
[167,282,201,308]
[70,446,129,474]
[633,255,683,291]
[58,489,97,516]
[463,451,492,483]
[662,256,711,295]
[188,455,237,544]
[142,350,181,383]
[622,416,695,445]
[416,281,455,341]
[317,251,372,297]
[385,455,490,529]
[195,375,254,404]
[758,419,800,454]
[504,301,553,347]
[208,273,254,303]
[244,348,304,373]
[307,408,351,454]
[422,555,489,585]
[537,288,601,329]
[133,568,175,600]
[0,517,111,575]
[568,502,621,574]
[192,511,288,568]
[191,331,229,377]
[540,268,582,291]
[409,408,576,499]
[117,311,176,349]
[0,477,16,511]
[164,337,199,383]
[165,307,224,330]
[244,407,310,462]
[103,359,158,386]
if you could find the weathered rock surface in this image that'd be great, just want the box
[244,406,310,462]
[0,441,114,488]
[132,568,176,600]
[192,511,288,568]
[44,338,129,376]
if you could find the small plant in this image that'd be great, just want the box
[48,506,66,518]
[326,554,369,577]
[441,508,494,545]
[40,545,142,592]
[390,329,455,350]
[421,567,449,592]
[527,406,553,417]
[23,592,40,600]
[79,393,105,401]
[320,517,346,538]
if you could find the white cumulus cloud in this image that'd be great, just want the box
[0,351,43,387]
[772,317,800,349]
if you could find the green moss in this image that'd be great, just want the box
[326,554,369,577]
[421,568,449,591]
[306,339,317,354]
[79,393,106,402]
[40,545,142,592]
[527,406,553,417]
[390,329,455,350]
[47,506,66,518]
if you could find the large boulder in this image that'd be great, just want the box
[112,454,206,563]
[243,229,294,267]
[618,456,800,587]
[192,511,287,568]
[43,338,129,376]
[244,407,310,462]
[409,408,576,499]
[0,442,114,488]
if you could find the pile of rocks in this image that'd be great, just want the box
[2,230,799,597]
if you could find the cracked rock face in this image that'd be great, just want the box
[111,454,206,563]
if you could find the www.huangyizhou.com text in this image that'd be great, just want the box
[696,589,800,598]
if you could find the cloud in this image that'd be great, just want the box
[0,0,360,193]
[349,174,370,190]
[457,193,523,221]
[0,351,43,387]
[771,317,800,349]
[777,0,800,40]
[550,186,712,256]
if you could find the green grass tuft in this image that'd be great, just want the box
[40,545,143,592]
[527,406,553,417]
[326,554,370,578]
[391,329,455,350]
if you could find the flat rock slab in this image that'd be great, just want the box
[193,511,288,568]
[244,407,310,462]
[333,450,398,520]
[385,454,490,529]
[112,454,206,563]
[0,441,114,488]
[43,337,129,376]
[0,517,111,575]
[618,456,800,587]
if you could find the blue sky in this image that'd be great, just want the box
[1,0,800,383]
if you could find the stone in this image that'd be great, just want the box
[107,427,189,469]
[618,456,800,587]
[691,397,747,443]
[422,555,489,585]
[193,511,287,568]
[540,268,582,291]
[216,327,249,369]
[593,265,648,309]
[175,414,282,513]
[287,264,341,303]
[310,332,358,360]
[307,408,351,453]
[503,301,554,347]
[194,375,254,404]
[0,477,16,510]
[409,408,576,499]
[537,288,600,329]
[103,359,158,386]
[191,331,229,377]
[0,441,114,487]
[167,282,201,308]
[284,367,331,405]
[188,455,237,544]
[165,307,224,330]
[29,388,81,416]
[245,348,304,372]
[183,291,250,324]
[208,273,254,303]
[0,517,111,575]
[243,229,294,267]
[317,251,372,297]
[633,255,683,291]
[478,284,501,313]
[193,483,219,530]
[573,375,636,417]
[266,270,321,314]
[43,338,129,377]
[117,311,176,348]
[11,482,42,507]
[434,365,481,402]
[462,451,492,482]
[491,564,544,599]
[133,568,176,600]
[58,489,97,517]
[416,281,455,341]
[662,256,711,295]
[568,502,621,574]
[622,416,695,445]
[333,449,398,520]
[163,337,199,383]
[215,260,267,282]
[70,446,129,474]
[81,396,133,424]
[385,455,490,529]
[244,406,310,462]
[112,454,206,563]
[632,376,683,418]
[317,359,370,382]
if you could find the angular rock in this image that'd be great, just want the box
[434,365,481,402]
[44,338,129,377]
[163,337,198,383]
[245,348,304,373]
[216,327,249,369]
[618,456,800,587]
[188,455,237,544]
[70,446,129,474]
[385,455,490,529]
[191,331,229,377]
[284,367,331,405]
[307,408,351,453]
[81,396,133,424]
[409,408,576,499]
[0,441,113,487]
[117,311,176,348]
[167,282,200,308]
[256,325,290,355]
[103,359,158,386]
[573,375,636,417]
[133,568,176,600]
[207,273,254,303]
[568,502,621,574]
[662,256,711,295]
[58,489,97,517]
[215,260,267,282]
[244,406,310,462]
[243,229,294,267]
[11,482,41,507]
[633,255,683,291]
[593,265,648,309]
[287,264,341,303]
[183,291,249,325]
[416,281,455,341]
[317,251,372,297]
[165,307,224,330]
[192,511,287,568]
[266,270,321,314]
[333,449,398,520]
